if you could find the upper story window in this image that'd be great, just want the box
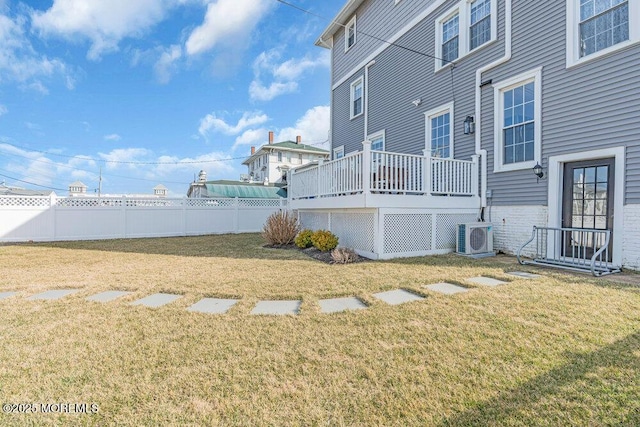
[470,0,492,50]
[345,15,357,51]
[350,77,364,119]
[435,0,497,71]
[277,152,282,162]
[425,102,454,158]
[567,0,638,67]
[333,145,345,160]
[441,14,460,66]
[493,68,542,172]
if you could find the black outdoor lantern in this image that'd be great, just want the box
[463,115,475,135]
[533,162,544,182]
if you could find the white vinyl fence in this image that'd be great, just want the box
[0,195,286,242]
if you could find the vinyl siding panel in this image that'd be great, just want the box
[332,0,439,86]
[480,0,640,205]
[334,0,505,161]
[333,69,366,155]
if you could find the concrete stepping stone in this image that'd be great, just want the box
[86,291,132,303]
[27,289,80,300]
[187,298,239,314]
[131,293,181,308]
[507,271,541,279]
[467,276,507,287]
[423,282,469,295]
[0,291,17,300]
[251,300,301,315]
[372,289,425,305]
[318,296,367,314]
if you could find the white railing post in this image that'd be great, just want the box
[317,159,324,197]
[362,140,371,195]
[422,149,432,196]
[471,155,480,197]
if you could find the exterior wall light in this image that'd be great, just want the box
[533,162,544,182]
[463,115,475,135]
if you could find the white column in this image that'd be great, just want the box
[422,149,432,196]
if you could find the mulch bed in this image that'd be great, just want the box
[263,244,368,264]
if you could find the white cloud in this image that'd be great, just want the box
[103,134,121,142]
[231,106,330,150]
[98,148,152,170]
[249,49,329,102]
[275,106,330,149]
[153,44,182,84]
[149,151,235,178]
[0,105,7,117]
[0,13,71,90]
[185,0,271,56]
[248,80,298,102]
[232,127,269,150]
[31,0,175,60]
[198,111,268,137]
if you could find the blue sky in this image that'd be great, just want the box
[0,0,342,196]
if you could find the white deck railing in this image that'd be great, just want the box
[289,142,479,200]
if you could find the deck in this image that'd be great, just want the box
[288,144,480,210]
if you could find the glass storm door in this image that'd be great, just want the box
[562,158,614,261]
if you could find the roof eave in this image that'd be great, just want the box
[316,0,364,49]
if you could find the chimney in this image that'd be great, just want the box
[296,135,301,144]
[251,146,255,155]
[268,131,274,144]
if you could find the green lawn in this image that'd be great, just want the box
[0,234,638,426]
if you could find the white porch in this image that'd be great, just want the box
[288,141,480,211]
[288,142,483,259]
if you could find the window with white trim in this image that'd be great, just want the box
[425,102,454,158]
[345,15,356,51]
[567,0,638,67]
[470,0,492,50]
[435,0,496,71]
[277,152,282,162]
[333,146,345,160]
[350,77,363,119]
[493,68,542,172]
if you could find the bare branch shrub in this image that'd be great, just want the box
[262,211,300,245]
[330,247,359,264]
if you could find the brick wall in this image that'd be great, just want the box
[489,205,548,258]
[623,204,640,270]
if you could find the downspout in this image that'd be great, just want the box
[364,60,376,140]
[475,0,512,208]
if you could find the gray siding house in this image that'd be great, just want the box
[289,0,640,270]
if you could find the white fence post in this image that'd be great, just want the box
[182,196,188,236]
[233,197,239,233]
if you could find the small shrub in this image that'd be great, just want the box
[311,229,339,252]
[262,211,300,245]
[331,247,359,264]
[294,229,314,249]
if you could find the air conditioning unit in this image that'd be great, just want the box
[457,223,494,255]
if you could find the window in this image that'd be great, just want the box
[350,77,363,119]
[493,68,542,172]
[277,152,282,162]
[345,15,356,51]
[567,0,638,67]
[441,13,460,66]
[425,103,454,158]
[333,146,345,160]
[435,0,496,71]
[470,0,492,50]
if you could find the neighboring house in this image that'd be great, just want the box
[289,0,640,271]
[0,182,53,196]
[187,170,286,199]
[69,181,168,198]
[242,131,330,184]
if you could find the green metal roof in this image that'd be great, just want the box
[203,181,286,199]
[268,141,329,153]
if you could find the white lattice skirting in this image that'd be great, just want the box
[298,208,478,259]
